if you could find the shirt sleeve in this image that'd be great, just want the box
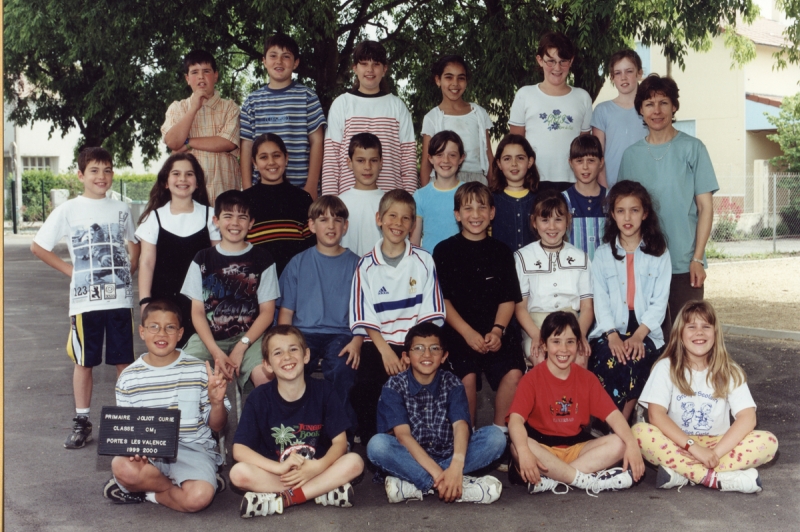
[115,372,133,407]
[508,88,527,127]
[398,102,418,194]
[588,372,618,421]
[321,98,344,196]
[515,251,530,298]
[417,255,446,325]
[134,211,159,245]
[216,100,241,145]
[691,139,719,196]
[239,95,255,142]
[376,386,409,433]
[579,255,593,300]
[180,261,204,301]
[476,104,494,130]
[590,248,616,335]
[161,100,184,139]
[639,250,672,335]
[33,204,68,251]
[277,258,298,311]
[306,89,327,135]
[122,204,138,243]
[507,371,536,422]
[232,390,263,450]
[350,259,380,335]
[638,359,673,410]
[257,264,280,303]
[580,90,593,133]
[421,109,436,137]
[432,243,453,300]
[728,380,757,418]
[497,245,523,304]
[446,383,472,426]
[589,102,608,131]
[321,382,352,441]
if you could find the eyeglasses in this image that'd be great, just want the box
[409,344,444,355]
[543,58,571,68]
[144,324,181,335]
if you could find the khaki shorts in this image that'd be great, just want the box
[538,441,589,464]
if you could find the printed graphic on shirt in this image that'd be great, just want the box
[201,261,260,338]
[409,277,417,294]
[378,286,389,295]
[271,423,322,460]
[678,394,716,433]
[539,110,574,131]
[70,214,133,303]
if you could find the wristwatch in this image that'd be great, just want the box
[240,336,251,346]
[604,328,619,339]
[683,438,695,451]
[492,324,506,336]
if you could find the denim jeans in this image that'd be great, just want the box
[366,426,506,491]
[302,332,358,428]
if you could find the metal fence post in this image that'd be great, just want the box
[11,184,18,234]
[772,173,777,254]
[41,180,46,221]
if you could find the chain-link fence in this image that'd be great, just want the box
[711,172,800,253]
[4,171,155,231]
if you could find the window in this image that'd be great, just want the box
[674,120,696,137]
[635,42,651,76]
[22,156,57,172]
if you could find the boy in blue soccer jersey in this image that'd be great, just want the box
[103,299,230,512]
[239,34,326,197]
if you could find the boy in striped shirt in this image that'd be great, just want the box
[349,190,446,441]
[239,34,326,197]
[104,299,230,511]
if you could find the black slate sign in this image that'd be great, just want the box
[97,406,181,459]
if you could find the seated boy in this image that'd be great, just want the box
[507,311,644,495]
[31,146,140,449]
[339,133,386,257]
[278,195,362,430]
[562,135,607,261]
[230,325,364,517]
[367,322,505,504]
[162,50,241,203]
[104,299,229,511]
[433,182,524,445]
[180,190,279,390]
[240,34,326,195]
[350,189,446,441]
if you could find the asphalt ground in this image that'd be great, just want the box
[4,234,799,531]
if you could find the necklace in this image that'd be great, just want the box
[540,242,563,252]
[646,129,677,161]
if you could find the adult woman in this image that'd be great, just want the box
[618,74,717,334]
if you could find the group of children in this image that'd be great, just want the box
[31,27,780,518]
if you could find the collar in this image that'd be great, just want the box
[372,238,412,264]
[203,91,222,108]
[406,368,442,397]
[614,236,644,252]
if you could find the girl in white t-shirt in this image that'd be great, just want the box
[634,301,778,493]
[136,153,220,345]
[420,55,493,186]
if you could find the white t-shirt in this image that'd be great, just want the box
[135,201,220,244]
[421,104,493,175]
[34,196,138,316]
[339,188,385,257]
[508,84,592,182]
[639,358,757,436]
[514,241,592,313]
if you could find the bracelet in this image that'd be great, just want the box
[139,297,153,306]
[691,258,704,265]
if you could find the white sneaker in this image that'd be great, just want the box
[457,475,503,504]
[314,483,354,507]
[585,467,634,496]
[656,465,691,490]
[240,492,283,518]
[717,469,762,494]
[528,476,571,495]
[385,476,424,503]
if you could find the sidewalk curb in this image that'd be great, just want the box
[723,324,800,342]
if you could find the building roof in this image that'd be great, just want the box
[736,17,790,48]
[746,93,783,108]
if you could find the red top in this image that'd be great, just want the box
[508,362,617,438]
[626,253,636,311]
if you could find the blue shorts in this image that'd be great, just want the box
[66,308,134,367]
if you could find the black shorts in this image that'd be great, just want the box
[445,331,525,391]
[66,308,134,367]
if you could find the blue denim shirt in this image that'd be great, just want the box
[588,238,671,348]
[492,191,536,251]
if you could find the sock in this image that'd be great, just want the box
[570,470,594,489]
[700,469,718,489]
[494,424,509,435]
[280,487,307,507]
[76,408,90,418]
[145,492,159,504]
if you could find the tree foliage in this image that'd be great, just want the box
[767,92,800,172]
[4,0,758,165]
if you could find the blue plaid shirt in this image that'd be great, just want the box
[377,369,470,459]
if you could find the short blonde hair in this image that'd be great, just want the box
[378,189,416,221]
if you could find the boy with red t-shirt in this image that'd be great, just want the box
[507,311,644,495]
